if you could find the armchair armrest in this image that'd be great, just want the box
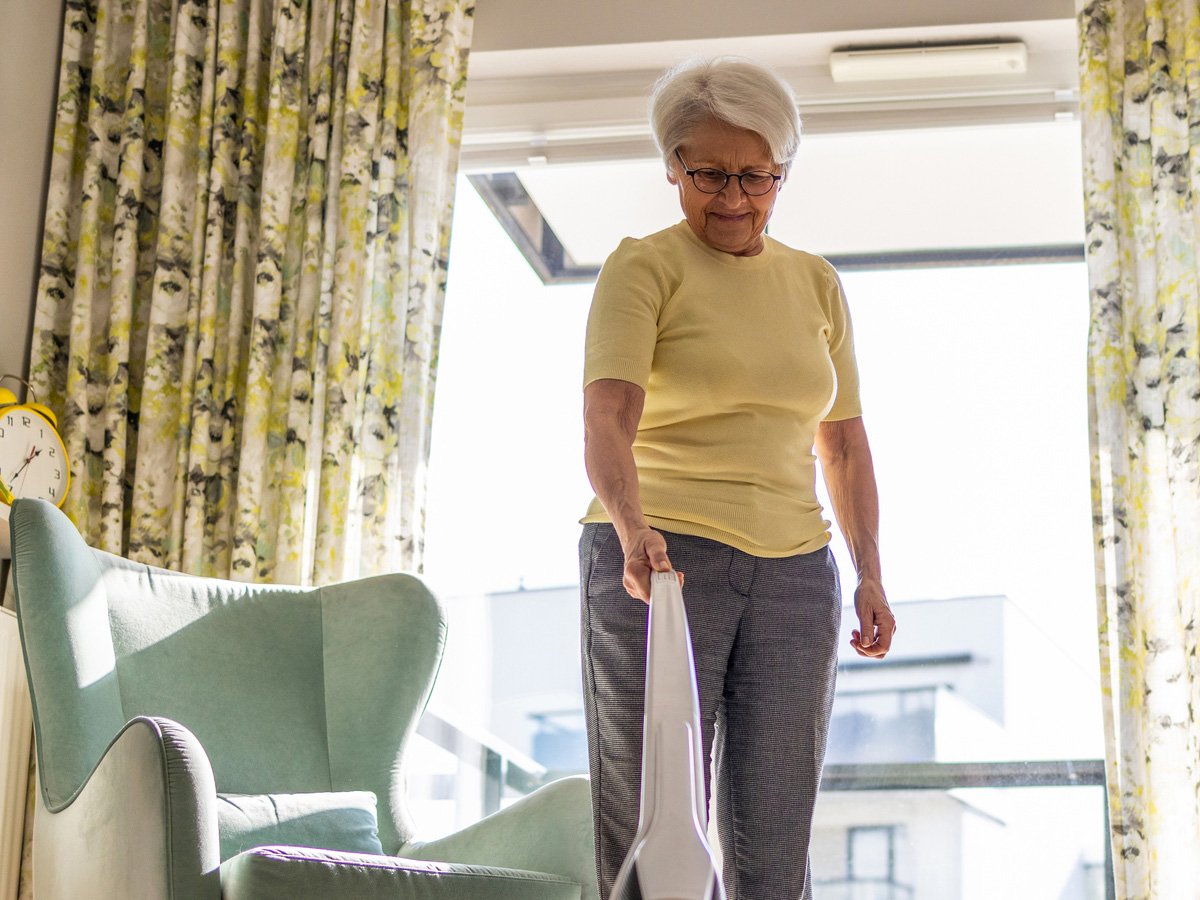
[401,775,597,900]
[33,716,221,900]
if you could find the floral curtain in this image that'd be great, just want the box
[29,0,472,586]
[21,0,472,896]
[1078,0,1200,895]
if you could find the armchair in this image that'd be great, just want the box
[10,498,597,900]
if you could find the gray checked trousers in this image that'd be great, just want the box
[579,523,842,900]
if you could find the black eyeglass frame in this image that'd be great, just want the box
[673,150,783,196]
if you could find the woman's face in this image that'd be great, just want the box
[668,118,781,257]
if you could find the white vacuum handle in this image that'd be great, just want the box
[608,570,724,900]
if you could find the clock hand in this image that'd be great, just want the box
[13,447,40,497]
[9,447,39,484]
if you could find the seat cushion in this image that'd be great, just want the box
[221,846,582,900]
[217,792,384,861]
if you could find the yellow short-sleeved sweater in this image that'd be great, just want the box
[581,221,862,557]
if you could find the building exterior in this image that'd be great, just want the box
[440,586,1107,900]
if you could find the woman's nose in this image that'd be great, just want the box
[719,177,747,198]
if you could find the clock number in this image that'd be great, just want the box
[21,416,30,427]
[48,447,56,458]
[55,469,61,480]
[48,486,55,500]
[0,426,4,438]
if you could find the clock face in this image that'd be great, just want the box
[0,407,70,507]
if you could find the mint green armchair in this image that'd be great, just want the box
[10,499,596,900]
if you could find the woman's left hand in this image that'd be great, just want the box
[850,578,895,658]
[815,417,896,660]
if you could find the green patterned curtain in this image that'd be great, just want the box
[1078,0,1200,895]
[29,0,472,585]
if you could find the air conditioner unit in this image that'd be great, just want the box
[830,42,1028,82]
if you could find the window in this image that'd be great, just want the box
[416,121,1111,893]
[849,825,898,882]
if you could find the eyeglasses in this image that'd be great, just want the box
[674,150,782,196]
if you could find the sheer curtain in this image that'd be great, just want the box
[1078,0,1200,895]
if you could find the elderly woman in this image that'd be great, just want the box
[579,57,896,899]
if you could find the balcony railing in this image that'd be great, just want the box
[408,711,1115,900]
[820,759,1106,791]
[410,708,548,834]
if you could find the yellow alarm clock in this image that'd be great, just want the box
[0,377,70,509]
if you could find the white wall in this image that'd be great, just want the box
[0,0,63,385]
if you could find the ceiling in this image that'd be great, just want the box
[461,5,1079,170]
[459,3,1083,275]
[468,0,1073,52]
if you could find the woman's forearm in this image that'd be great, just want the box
[583,379,651,547]
[585,426,648,544]
[815,417,882,585]
[833,468,882,586]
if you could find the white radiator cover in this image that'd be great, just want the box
[0,608,32,900]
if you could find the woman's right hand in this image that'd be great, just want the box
[620,526,676,603]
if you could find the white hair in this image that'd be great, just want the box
[649,56,801,180]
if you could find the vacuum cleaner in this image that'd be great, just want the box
[609,569,726,900]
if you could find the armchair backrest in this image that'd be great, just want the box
[11,499,446,852]
[10,501,125,808]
